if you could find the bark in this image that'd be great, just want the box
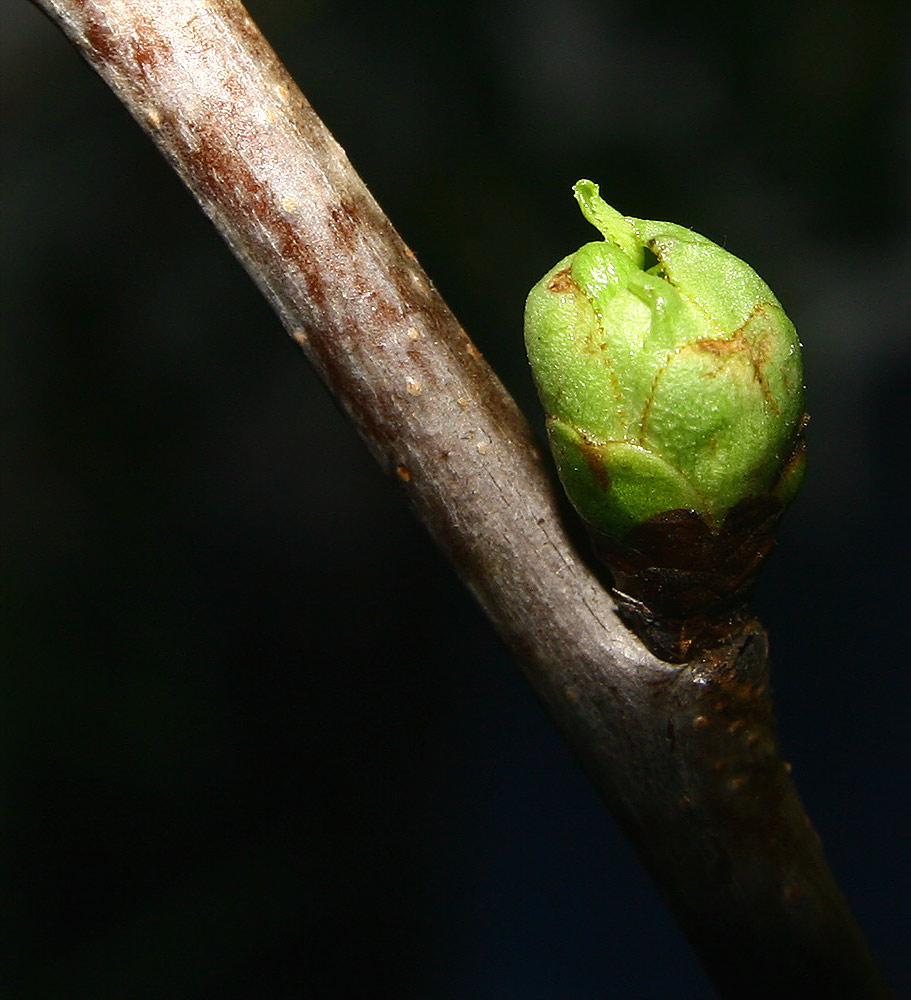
[29,1,891,995]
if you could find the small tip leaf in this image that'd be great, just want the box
[572,179,644,269]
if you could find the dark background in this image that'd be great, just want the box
[3,1,909,996]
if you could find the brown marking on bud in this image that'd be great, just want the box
[697,333,746,357]
[575,432,610,491]
[638,353,672,443]
[547,267,577,294]
[693,305,780,413]
[395,465,411,482]
[773,425,809,500]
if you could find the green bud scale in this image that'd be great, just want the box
[525,181,807,661]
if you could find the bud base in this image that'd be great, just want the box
[591,495,786,663]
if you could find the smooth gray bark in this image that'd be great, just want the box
[29,1,890,995]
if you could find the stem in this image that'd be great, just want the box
[29,1,890,995]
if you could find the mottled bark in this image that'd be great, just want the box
[29,1,890,995]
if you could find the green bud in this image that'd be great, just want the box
[525,181,807,660]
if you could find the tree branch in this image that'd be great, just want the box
[30,1,890,995]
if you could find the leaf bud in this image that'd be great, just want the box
[525,181,807,660]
